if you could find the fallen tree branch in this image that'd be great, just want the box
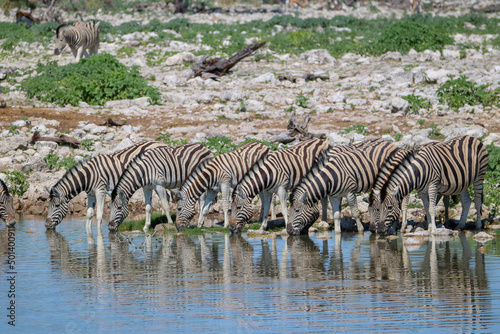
[102,118,127,127]
[188,41,267,80]
[30,131,80,148]
[287,110,326,140]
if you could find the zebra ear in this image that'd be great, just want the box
[117,189,126,200]
[299,192,307,203]
[45,186,51,195]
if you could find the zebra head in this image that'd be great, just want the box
[46,187,70,229]
[378,192,401,235]
[0,193,15,227]
[287,192,320,235]
[175,193,196,231]
[228,193,252,234]
[54,24,69,55]
[108,189,129,232]
[368,190,382,233]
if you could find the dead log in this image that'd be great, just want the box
[188,41,267,80]
[304,73,330,81]
[287,110,326,140]
[278,75,297,83]
[102,118,126,127]
[30,131,80,148]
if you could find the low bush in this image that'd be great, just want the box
[21,53,161,106]
[437,75,499,111]
[2,171,29,197]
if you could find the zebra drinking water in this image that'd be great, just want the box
[54,21,100,62]
[45,141,164,231]
[0,178,16,226]
[176,141,270,230]
[288,139,398,235]
[377,136,489,235]
[229,138,329,233]
[108,143,213,232]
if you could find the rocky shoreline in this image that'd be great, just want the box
[0,1,499,227]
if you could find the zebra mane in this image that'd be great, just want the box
[55,23,73,37]
[0,177,10,196]
[179,156,213,194]
[111,148,150,199]
[231,153,273,202]
[51,158,90,197]
[378,147,421,201]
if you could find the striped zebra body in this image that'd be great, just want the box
[54,21,100,61]
[378,136,489,235]
[176,141,270,230]
[230,139,329,233]
[0,178,15,226]
[108,143,213,231]
[288,139,398,235]
[46,141,164,230]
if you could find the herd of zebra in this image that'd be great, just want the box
[0,135,489,236]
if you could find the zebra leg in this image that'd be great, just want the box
[278,187,288,225]
[86,193,96,231]
[346,192,364,232]
[419,192,432,230]
[401,195,409,234]
[443,195,450,225]
[457,189,472,230]
[427,187,439,234]
[320,197,328,222]
[198,190,217,228]
[221,182,231,228]
[271,193,277,220]
[474,180,484,230]
[329,196,342,234]
[259,191,273,230]
[155,185,173,225]
[95,188,106,230]
[75,46,85,61]
[143,187,153,232]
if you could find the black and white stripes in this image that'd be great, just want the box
[230,138,329,233]
[176,141,270,230]
[0,178,15,226]
[376,136,489,235]
[45,141,163,230]
[108,143,213,231]
[54,21,100,61]
[288,139,398,235]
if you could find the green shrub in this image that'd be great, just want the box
[427,124,444,139]
[200,136,236,156]
[437,75,499,111]
[20,54,161,106]
[44,153,77,171]
[484,144,500,217]
[2,171,29,197]
[369,20,453,55]
[340,124,368,135]
[81,139,95,151]
[296,94,310,108]
[156,133,188,146]
[402,94,431,114]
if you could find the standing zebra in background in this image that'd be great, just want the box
[288,139,398,235]
[176,141,270,230]
[229,139,329,233]
[108,144,213,232]
[377,136,488,235]
[54,21,100,61]
[0,178,16,226]
[45,141,164,231]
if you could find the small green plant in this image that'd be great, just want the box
[200,136,236,156]
[295,94,310,108]
[402,94,431,114]
[340,124,369,135]
[8,125,19,134]
[44,153,60,170]
[81,139,95,151]
[116,46,136,57]
[44,154,77,171]
[437,75,500,111]
[417,119,427,127]
[3,170,29,197]
[393,133,403,141]
[156,133,188,146]
[427,124,444,139]
[239,100,247,112]
[484,144,500,217]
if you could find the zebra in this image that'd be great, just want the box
[54,21,100,62]
[377,136,489,235]
[288,139,398,235]
[176,141,270,230]
[368,142,454,234]
[45,141,164,231]
[108,143,214,232]
[0,178,16,226]
[229,138,329,233]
